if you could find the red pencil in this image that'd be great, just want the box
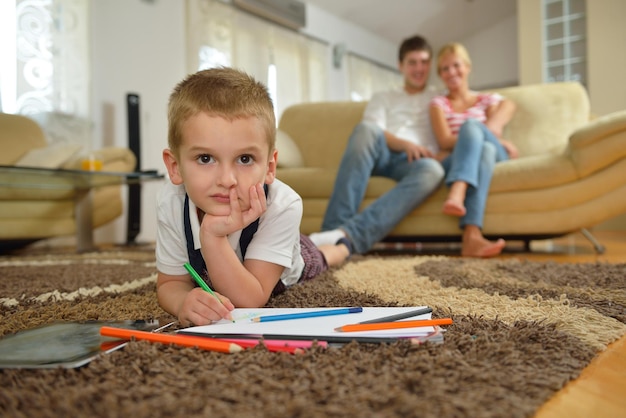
[334,318,453,332]
[218,338,328,354]
[100,326,243,354]
[218,339,302,354]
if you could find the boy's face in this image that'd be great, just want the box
[399,49,431,93]
[163,112,277,216]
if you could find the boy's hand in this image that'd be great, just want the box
[177,287,234,327]
[202,183,267,238]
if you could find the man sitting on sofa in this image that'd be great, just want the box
[309,34,444,254]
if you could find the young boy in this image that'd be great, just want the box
[156,68,350,327]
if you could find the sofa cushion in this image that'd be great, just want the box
[491,82,590,157]
[0,113,48,164]
[278,101,367,169]
[489,154,578,192]
[275,129,304,168]
[62,147,137,171]
[14,142,83,169]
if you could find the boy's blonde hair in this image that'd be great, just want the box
[436,42,472,74]
[167,67,276,156]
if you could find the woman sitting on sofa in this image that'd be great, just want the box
[430,42,518,258]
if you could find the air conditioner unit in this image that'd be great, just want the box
[233,0,306,30]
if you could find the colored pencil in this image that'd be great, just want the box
[334,318,453,332]
[357,307,433,324]
[220,338,328,351]
[100,326,243,354]
[184,262,217,298]
[251,307,363,323]
[179,331,403,344]
[216,339,315,354]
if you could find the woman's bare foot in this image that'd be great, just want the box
[443,181,468,217]
[461,226,506,258]
[443,199,466,217]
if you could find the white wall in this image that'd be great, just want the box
[303,4,398,100]
[517,0,626,230]
[90,0,518,245]
[91,0,186,245]
[458,15,519,90]
[587,0,626,116]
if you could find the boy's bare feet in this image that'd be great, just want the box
[461,225,506,258]
[443,199,466,217]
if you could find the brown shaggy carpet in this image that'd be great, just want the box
[1,246,624,418]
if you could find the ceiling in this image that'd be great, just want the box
[304,0,517,49]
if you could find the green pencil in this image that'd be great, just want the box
[184,262,214,294]
[183,262,233,322]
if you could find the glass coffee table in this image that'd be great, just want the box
[0,165,164,252]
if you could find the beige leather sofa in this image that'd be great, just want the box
[0,112,136,249]
[275,82,626,251]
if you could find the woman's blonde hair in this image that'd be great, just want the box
[436,42,472,73]
[167,67,276,156]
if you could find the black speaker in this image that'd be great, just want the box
[126,93,141,244]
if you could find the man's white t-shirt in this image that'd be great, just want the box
[155,178,305,287]
[362,86,439,155]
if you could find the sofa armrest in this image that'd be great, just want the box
[568,109,626,177]
[62,147,137,173]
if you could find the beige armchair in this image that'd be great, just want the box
[0,112,136,251]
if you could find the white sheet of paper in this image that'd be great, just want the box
[180,306,434,339]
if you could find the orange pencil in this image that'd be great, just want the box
[334,318,453,332]
[100,326,243,354]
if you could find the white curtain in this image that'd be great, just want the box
[0,0,91,150]
[347,53,402,102]
[2,0,90,118]
[186,0,329,120]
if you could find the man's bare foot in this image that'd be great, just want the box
[443,199,466,217]
[462,237,506,258]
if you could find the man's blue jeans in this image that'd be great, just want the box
[321,122,444,253]
[441,119,510,229]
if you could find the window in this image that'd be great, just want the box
[543,0,587,85]
[187,0,329,121]
[347,53,402,102]
[0,0,90,117]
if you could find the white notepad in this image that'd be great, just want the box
[179,306,434,342]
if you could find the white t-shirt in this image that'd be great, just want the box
[155,178,305,287]
[362,86,439,154]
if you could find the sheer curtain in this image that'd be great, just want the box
[186,0,329,120]
[347,53,402,102]
[1,0,90,118]
[1,0,91,150]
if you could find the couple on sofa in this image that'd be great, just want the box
[309,35,518,258]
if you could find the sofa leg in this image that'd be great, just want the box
[580,228,606,254]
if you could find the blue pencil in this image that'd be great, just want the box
[251,307,363,323]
